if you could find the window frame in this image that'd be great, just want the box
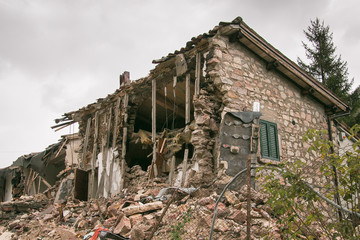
[259,119,280,161]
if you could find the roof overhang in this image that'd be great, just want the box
[219,20,349,114]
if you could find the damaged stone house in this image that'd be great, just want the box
[0,134,80,202]
[50,17,351,201]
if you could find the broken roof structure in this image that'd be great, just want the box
[0,134,80,202]
[53,17,349,200]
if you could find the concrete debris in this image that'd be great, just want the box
[0,179,283,240]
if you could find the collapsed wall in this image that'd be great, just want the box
[55,26,230,200]
[53,17,348,202]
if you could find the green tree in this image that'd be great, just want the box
[261,125,360,239]
[297,18,360,126]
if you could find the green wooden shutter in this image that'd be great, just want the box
[260,120,279,161]
[268,123,279,159]
[260,123,269,157]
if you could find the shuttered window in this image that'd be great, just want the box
[260,120,280,161]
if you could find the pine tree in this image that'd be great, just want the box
[298,18,359,126]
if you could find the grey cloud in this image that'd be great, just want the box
[0,0,359,168]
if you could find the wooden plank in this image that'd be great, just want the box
[195,52,201,96]
[28,172,39,195]
[106,107,113,148]
[41,177,52,189]
[101,107,112,197]
[169,155,175,185]
[151,78,158,178]
[172,76,177,129]
[24,168,33,194]
[181,149,189,187]
[159,138,167,153]
[122,201,163,216]
[81,117,92,168]
[185,73,190,125]
[54,121,75,132]
[120,93,129,191]
[55,139,68,158]
[112,97,121,148]
[154,138,166,174]
[90,111,99,198]
[169,75,178,184]
[98,116,107,197]
[121,128,128,159]
[51,120,75,129]
[37,176,41,194]
[181,73,191,187]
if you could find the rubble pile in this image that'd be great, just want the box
[0,180,282,240]
[151,185,281,240]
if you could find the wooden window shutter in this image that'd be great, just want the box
[260,120,280,161]
[260,123,269,157]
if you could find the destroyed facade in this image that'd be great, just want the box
[0,134,80,202]
[51,17,350,200]
[1,17,353,202]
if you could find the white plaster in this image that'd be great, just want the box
[110,161,121,197]
[103,148,113,199]
[174,171,183,187]
[105,149,112,176]
[4,172,13,202]
[95,148,123,197]
[97,152,103,187]
[191,161,199,172]
[65,138,80,166]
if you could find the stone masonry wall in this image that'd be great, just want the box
[208,34,337,188]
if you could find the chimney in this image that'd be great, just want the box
[120,71,130,88]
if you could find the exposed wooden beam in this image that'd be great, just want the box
[185,73,191,125]
[120,93,129,191]
[169,156,175,185]
[81,117,92,168]
[51,121,75,129]
[90,111,99,199]
[195,52,201,96]
[151,78,158,178]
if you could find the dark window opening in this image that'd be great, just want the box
[174,143,194,166]
[126,137,153,171]
[74,168,88,201]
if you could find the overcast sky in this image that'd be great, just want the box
[0,0,359,168]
